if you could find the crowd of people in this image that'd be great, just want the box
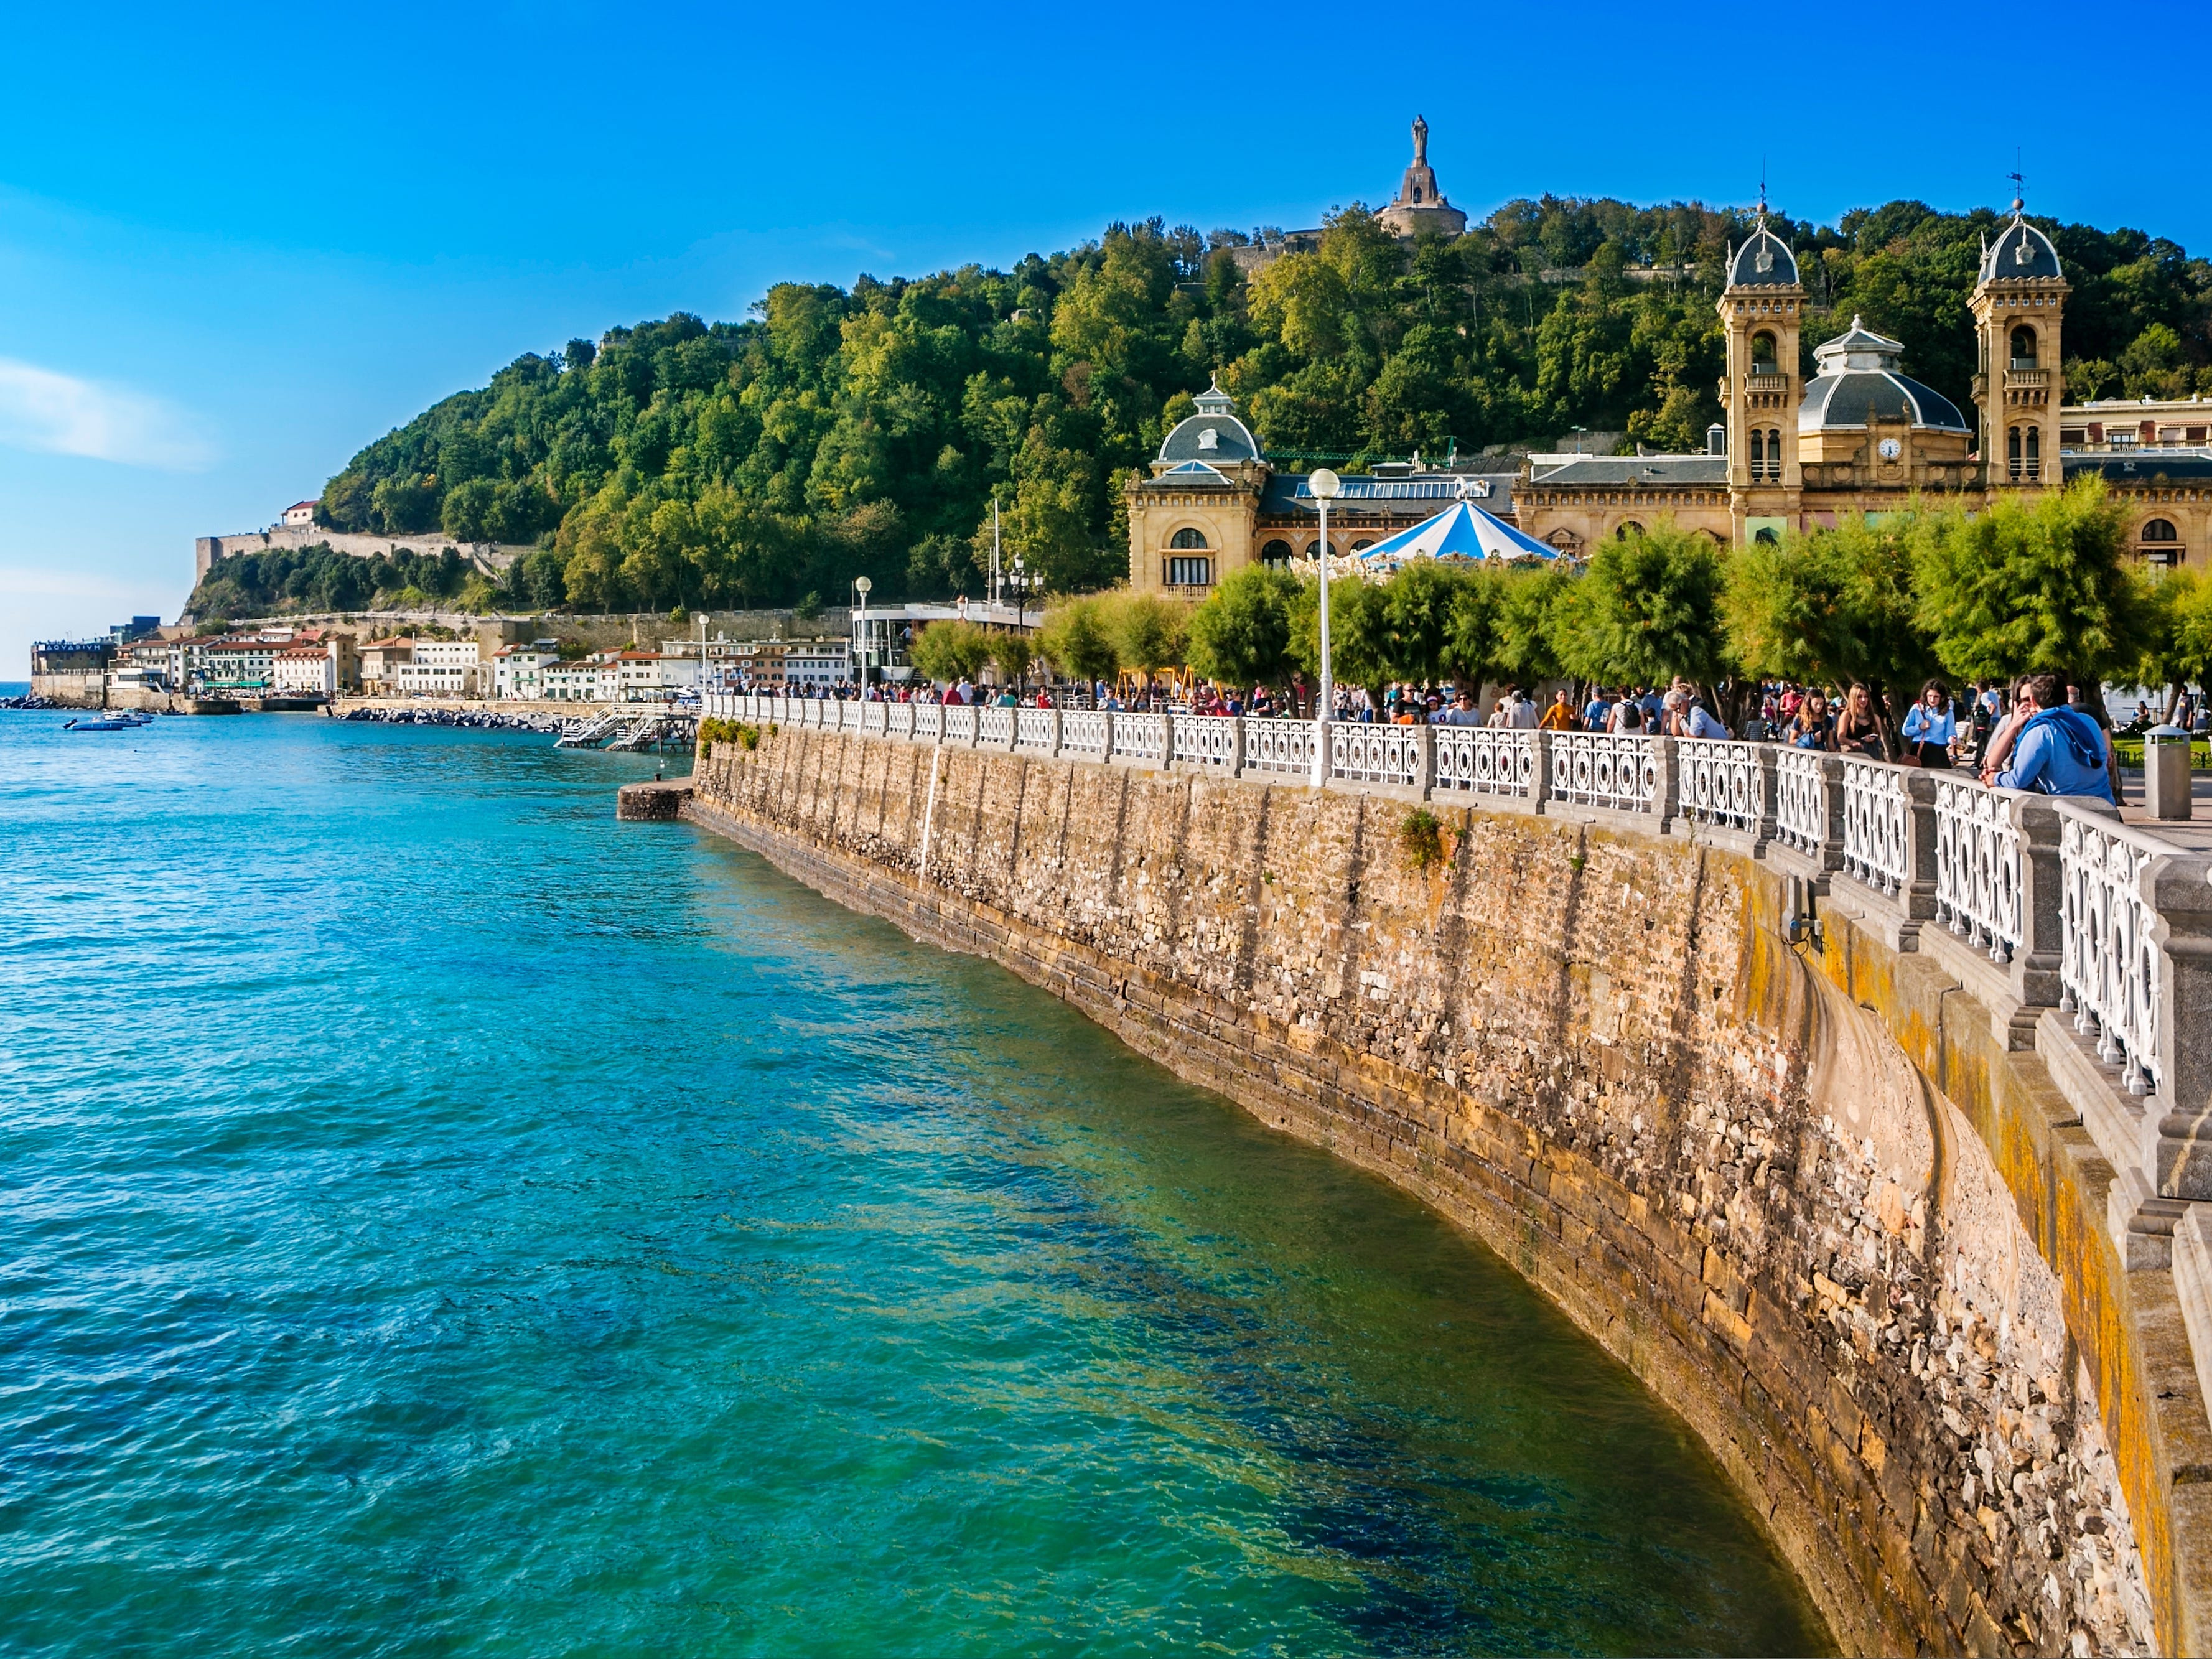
[715,665,2196,808]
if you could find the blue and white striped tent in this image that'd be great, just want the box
[1350,500,1559,572]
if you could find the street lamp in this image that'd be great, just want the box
[1309,467,1342,788]
[853,576,872,699]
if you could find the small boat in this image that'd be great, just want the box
[63,715,142,731]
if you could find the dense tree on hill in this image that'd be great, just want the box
[276,197,2211,621]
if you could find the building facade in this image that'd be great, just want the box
[273,647,337,699]
[1138,191,2210,578]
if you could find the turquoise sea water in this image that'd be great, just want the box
[0,713,1827,1657]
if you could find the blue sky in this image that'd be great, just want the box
[4,0,2207,671]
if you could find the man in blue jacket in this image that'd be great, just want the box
[1996,673,2116,805]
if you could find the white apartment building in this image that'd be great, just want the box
[541,659,613,701]
[610,650,699,700]
[272,646,337,698]
[196,636,282,691]
[537,650,699,703]
[393,638,483,698]
[493,642,561,699]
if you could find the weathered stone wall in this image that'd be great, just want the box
[684,727,2180,1657]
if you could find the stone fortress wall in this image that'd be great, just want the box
[674,705,2212,1657]
[193,526,536,584]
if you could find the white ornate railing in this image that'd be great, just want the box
[1549,732,1659,813]
[1774,748,1829,854]
[1933,776,2023,965]
[1328,723,1421,788]
[1111,711,1166,764]
[1676,739,1766,832]
[1060,709,1108,757]
[1015,708,1057,752]
[1242,718,1314,777]
[1431,727,1534,796]
[1841,759,1912,895]
[1174,714,1238,769]
[709,694,2212,1171]
[2059,811,2163,1096]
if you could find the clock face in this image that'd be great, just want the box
[1878,438,1902,460]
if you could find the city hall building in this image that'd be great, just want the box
[1127,161,2209,594]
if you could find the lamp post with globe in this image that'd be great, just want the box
[1308,467,1342,787]
[852,576,872,699]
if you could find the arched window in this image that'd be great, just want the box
[2140,519,2184,568]
[1615,521,1645,540]
[2025,426,2041,474]
[1750,330,1778,372]
[2010,325,2037,369]
[2007,426,2023,480]
[1260,539,1293,567]
[1307,540,1335,562]
[1169,527,1208,550]
[1348,538,1374,553]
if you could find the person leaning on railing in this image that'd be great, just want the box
[1834,684,1887,760]
[1900,679,1958,769]
[1993,673,2116,806]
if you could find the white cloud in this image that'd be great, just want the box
[0,357,215,470]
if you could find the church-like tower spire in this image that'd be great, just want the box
[1970,178,2068,489]
[1718,206,1807,542]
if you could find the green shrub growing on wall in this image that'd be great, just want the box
[696,717,760,754]
[1398,808,1444,872]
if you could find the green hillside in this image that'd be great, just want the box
[213,196,2212,619]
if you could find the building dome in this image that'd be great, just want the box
[1980,213,2063,282]
[1158,380,1261,465]
[1799,317,1971,434]
[1728,225,1799,287]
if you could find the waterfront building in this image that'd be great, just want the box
[718,639,855,689]
[539,658,607,702]
[359,637,413,694]
[1146,188,2208,574]
[197,635,284,693]
[609,649,699,701]
[30,639,113,706]
[1124,381,1518,596]
[389,638,482,698]
[272,645,337,699]
[493,642,561,700]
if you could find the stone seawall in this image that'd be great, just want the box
[682,725,2199,1657]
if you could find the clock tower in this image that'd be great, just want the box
[1971,190,2068,489]
[1717,216,1807,542]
